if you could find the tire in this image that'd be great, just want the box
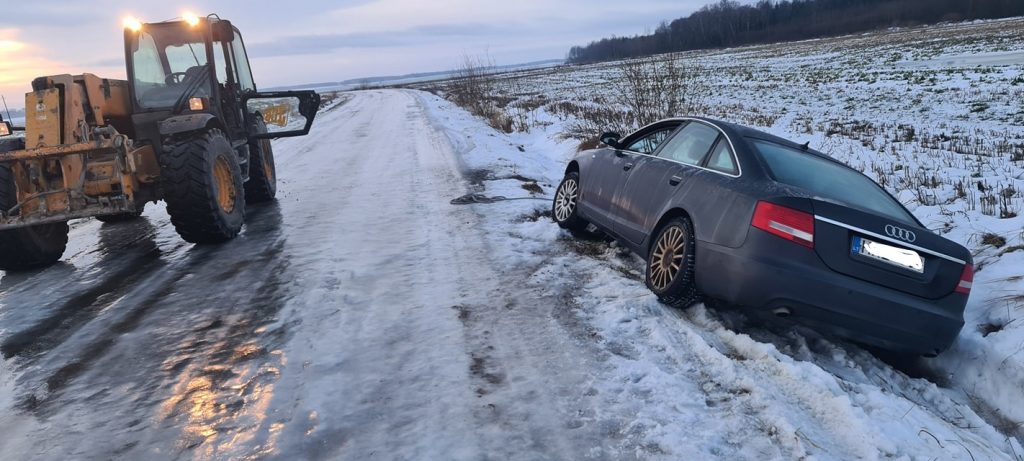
[0,139,69,271]
[645,216,699,308]
[160,129,245,243]
[244,118,276,203]
[552,171,588,232]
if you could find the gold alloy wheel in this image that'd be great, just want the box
[213,156,237,214]
[261,140,275,182]
[649,225,686,291]
[554,178,578,222]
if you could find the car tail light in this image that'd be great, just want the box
[752,201,814,248]
[955,263,973,295]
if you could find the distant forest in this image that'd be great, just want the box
[567,0,1024,63]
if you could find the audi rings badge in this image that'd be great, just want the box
[885,224,916,243]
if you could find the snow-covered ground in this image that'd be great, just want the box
[414,85,1023,458]
[412,15,1024,458]
[0,18,1022,459]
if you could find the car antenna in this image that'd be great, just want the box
[800,141,810,151]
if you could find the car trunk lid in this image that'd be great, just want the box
[811,200,970,299]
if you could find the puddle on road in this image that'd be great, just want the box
[0,202,304,458]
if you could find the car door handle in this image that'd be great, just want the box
[669,175,682,186]
[623,163,634,171]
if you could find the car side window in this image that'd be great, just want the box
[656,122,720,166]
[705,138,738,175]
[624,128,675,154]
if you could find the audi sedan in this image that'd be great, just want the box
[552,117,973,356]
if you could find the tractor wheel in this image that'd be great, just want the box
[96,204,145,223]
[160,129,245,243]
[244,118,276,203]
[0,139,69,270]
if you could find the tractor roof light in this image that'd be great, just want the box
[183,12,200,27]
[123,17,143,32]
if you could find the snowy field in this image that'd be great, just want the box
[409,16,1024,459]
[0,18,1022,461]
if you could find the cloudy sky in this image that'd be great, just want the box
[1,0,719,109]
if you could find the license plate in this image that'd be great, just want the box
[852,236,925,273]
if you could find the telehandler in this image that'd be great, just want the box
[0,14,319,270]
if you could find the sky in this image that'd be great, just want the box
[0,0,721,109]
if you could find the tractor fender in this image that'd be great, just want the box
[158,114,223,138]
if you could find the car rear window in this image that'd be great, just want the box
[751,140,916,223]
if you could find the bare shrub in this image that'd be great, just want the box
[562,55,708,143]
[443,54,543,134]
[448,54,498,119]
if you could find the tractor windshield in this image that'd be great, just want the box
[131,25,212,109]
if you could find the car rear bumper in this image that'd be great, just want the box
[697,230,967,356]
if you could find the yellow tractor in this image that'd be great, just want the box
[0,14,320,270]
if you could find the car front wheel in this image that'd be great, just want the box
[552,171,588,232]
[646,216,699,308]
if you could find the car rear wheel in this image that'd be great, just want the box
[646,216,699,308]
[553,171,587,232]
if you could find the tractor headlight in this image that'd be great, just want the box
[0,121,11,137]
[183,13,200,27]
[188,97,205,111]
[123,17,143,32]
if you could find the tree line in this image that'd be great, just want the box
[567,0,1024,63]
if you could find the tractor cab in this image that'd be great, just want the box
[124,14,319,154]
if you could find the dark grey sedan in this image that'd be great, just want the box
[552,117,973,356]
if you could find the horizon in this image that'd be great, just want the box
[0,0,730,109]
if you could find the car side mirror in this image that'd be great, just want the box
[600,131,621,148]
[0,121,11,137]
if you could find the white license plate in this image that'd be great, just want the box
[852,236,924,273]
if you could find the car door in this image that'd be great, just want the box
[586,123,680,221]
[222,26,320,138]
[613,121,722,246]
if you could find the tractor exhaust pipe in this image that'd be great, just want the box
[772,307,792,318]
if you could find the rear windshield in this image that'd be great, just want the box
[751,140,916,223]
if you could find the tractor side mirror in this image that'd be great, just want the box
[244,91,322,139]
[600,131,621,148]
[212,21,235,42]
[0,121,12,137]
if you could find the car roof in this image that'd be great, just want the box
[661,116,842,164]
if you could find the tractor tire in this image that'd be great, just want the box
[160,129,245,243]
[244,118,276,203]
[0,138,69,271]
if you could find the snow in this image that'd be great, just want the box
[1,18,1022,458]
[412,84,1024,458]
[411,16,1024,456]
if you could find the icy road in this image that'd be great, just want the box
[0,90,1020,460]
